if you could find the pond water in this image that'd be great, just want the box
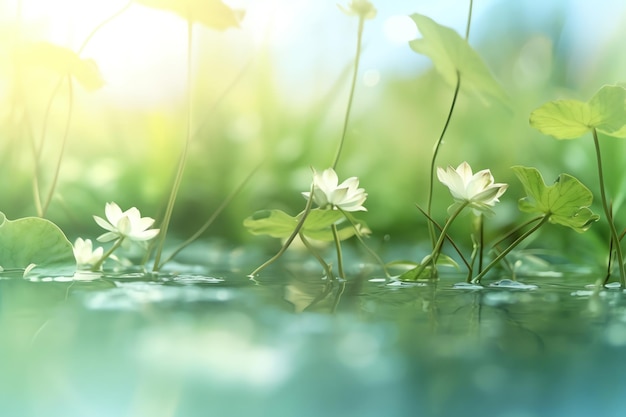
[1,245,626,417]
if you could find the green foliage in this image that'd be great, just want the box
[529,85,626,139]
[408,13,508,105]
[512,166,599,232]
[0,212,75,275]
[243,208,365,242]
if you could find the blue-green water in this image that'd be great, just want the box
[1,249,625,417]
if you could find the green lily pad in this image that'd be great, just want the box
[408,13,509,106]
[0,212,76,275]
[243,208,364,242]
[529,85,626,139]
[136,0,244,30]
[512,166,599,232]
[0,212,76,276]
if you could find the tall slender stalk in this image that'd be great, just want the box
[425,0,474,249]
[39,76,74,217]
[592,128,626,287]
[152,19,194,272]
[331,13,365,170]
[156,163,260,269]
[331,224,345,279]
[32,1,132,217]
[472,215,549,284]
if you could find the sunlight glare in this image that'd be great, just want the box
[383,14,418,44]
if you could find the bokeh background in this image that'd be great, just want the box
[2,0,626,265]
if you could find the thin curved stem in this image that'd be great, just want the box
[249,183,316,277]
[332,15,364,170]
[77,1,133,55]
[338,208,391,278]
[472,215,550,284]
[331,224,345,279]
[91,237,125,272]
[299,233,335,280]
[592,128,625,287]
[426,71,461,247]
[152,19,194,272]
[40,76,73,217]
[157,163,261,268]
[412,201,469,279]
[425,0,473,249]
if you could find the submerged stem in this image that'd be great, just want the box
[472,215,550,284]
[332,15,365,170]
[592,128,626,287]
[152,19,194,272]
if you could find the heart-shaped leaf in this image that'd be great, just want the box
[0,212,76,276]
[408,13,509,106]
[512,166,599,232]
[136,0,244,30]
[17,42,104,91]
[529,85,626,139]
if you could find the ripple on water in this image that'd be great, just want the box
[488,279,538,290]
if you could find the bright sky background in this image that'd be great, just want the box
[4,0,626,108]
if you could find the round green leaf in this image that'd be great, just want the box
[0,213,76,275]
[512,166,599,232]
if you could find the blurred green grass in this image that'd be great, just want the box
[1,0,625,267]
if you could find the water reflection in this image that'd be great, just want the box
[1,268,626,416]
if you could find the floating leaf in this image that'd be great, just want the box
[512,166,599,232]
[0,212,76,275]
[529,85,626,139]
[135,0,244,30]
[17,42,105,91]
[408,13,508,106]
[243,209,365,242]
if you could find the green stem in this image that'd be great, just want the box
[299,233,335,280]
[425,0,472,249]
[472,215,550,284]
[337,208,391,278]
[477,213,484,273]
[152,19,194,272]
[426,71,461,248]
[157,163,261,269]
[249,183,316,277]
[331,223,345,279]
[40,76,73,217]
[413,201,469,279]
[331,15,364,170]
[592,128,625,287]
[91,237,125,272]
[415,204,472,274]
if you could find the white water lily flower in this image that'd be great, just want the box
[338,0,377,19]
[73,238,104,268]
[93,202,160,243]
[302,168,367,212]
[437,161,508,215]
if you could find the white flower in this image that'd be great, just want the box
[302,168,367,212]
[338,0,377,20]
[73,238,104,269]
[93,202,160,243]
[437,161,508,215]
